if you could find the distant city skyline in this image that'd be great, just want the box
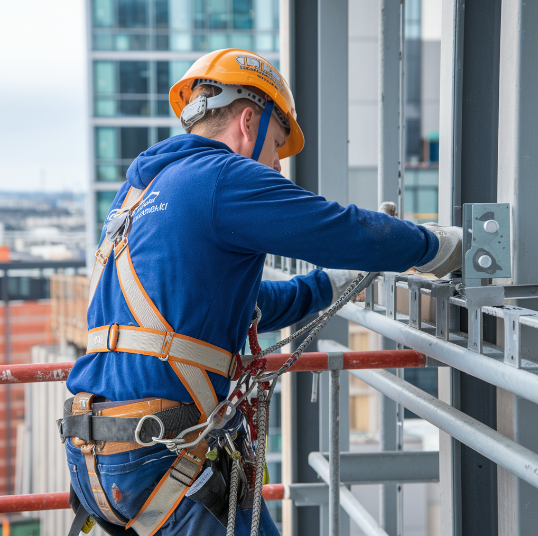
[0,0,88,192]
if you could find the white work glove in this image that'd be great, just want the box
[377,202,463,278]
[323,269,365,304]
[415,223,463,278]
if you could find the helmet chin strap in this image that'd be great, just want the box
[251,100,274,161]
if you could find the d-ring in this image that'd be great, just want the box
[135,414,165,447]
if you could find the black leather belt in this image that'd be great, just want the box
[57,397,200,445]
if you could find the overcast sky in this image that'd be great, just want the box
[0,0,88,193]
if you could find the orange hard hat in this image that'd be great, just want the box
[169,49,304,160]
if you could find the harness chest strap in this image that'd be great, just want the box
[88,185,147,308]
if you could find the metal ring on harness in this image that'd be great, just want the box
[135,414,165,447]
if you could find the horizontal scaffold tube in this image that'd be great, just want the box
[338,303,538,406]
[0,351,425,384]
[259,350,425,371]
[0,363,73,384]
[351,368,538,490]
[0,486,289,513]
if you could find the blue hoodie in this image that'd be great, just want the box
[67,134,438,402]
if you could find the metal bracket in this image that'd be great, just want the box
[384,273,404,320]
[464,286,505,353]
[501,306,538,368]
[365,281,375,311]
[462,203,511,286]
[407,276,426,329]
[430,280,456,340]
[327,352,344,370]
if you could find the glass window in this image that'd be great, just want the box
[119,62,149,93]
[169,61,194,86]
[97,191,118,223]
[169,0,193,30]
[118,0,147,28]
[156,62,170,94]
[94,61,115,94]
[233,0,253,29]
[120,127,149,159]
[209,33,228,50]
[95,97,116,116]
[157,127,171,142]
[96,164,120,182]
[229,33,253,50]
[157,99,171,116]
[169,33,193,51]
[209,0,230,29]
[155,0,169,28]
[93,0,114,27]
[95,127,116,159]
[119,99,149,116]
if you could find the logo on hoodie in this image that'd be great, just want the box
[132,191,168,223]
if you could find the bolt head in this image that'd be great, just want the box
[484,220,499,233]
[478,255,492,268]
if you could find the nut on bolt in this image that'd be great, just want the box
[478,255,493,268]
[484,220,499,233]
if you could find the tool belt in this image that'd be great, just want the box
[63,392,207,536]
[58,395,201,453]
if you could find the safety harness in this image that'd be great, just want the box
[63,167,378,536]
[65,180,236,536]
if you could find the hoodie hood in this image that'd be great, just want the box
[126,134,234,189]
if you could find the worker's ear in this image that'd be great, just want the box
[238,107,258,144]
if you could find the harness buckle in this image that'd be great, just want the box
[95,248,108,266]
[107,323,120,352]
[114,237,129,259]
[160,332,175,360]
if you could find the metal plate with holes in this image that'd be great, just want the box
[462,203,511,285]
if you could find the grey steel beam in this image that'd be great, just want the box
[336,303,538,407]
[317,0,350,533]
[497,0,538,532]
[287,483,329,506]
[290,0,322,531]
[378,2,405,531]
[309,453,390,536]
[321,451,439,485]
[343,368,538,491]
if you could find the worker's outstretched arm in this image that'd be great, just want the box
[213,158,439,273]
[257,270,334,333]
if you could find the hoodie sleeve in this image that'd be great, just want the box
[256,270,333,333]
[212,157,439,272]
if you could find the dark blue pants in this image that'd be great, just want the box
[65,439,280,535]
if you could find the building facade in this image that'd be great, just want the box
[86,0,280,254]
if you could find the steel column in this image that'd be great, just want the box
[378,1,405,531]
[329,368,340,536]
[497,0,538,532]
[291,0,322,529]
[318,0,350,532]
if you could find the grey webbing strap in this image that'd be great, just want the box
[85,451,126,526]
[86,326,232,375]
[170,361,218,422]
[129,451,204,536]
[115,250,170,332]
[88,186,144,307]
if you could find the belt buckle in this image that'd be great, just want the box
[135,414,165,447]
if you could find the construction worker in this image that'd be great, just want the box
[59,49,462,536]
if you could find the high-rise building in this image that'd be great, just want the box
[86,0,280,255]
